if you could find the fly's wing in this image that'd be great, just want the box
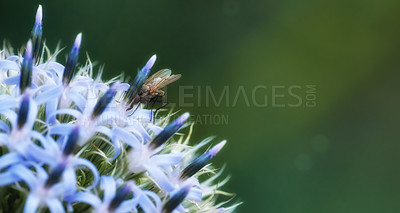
[145,69,171,84]
[153,74,182,89]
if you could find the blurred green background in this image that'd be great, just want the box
[2,0,400,212]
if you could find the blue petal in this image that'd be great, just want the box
[129,123,152,142]
[38,61,64,77]
[10,164,38,190]
[3,75,20,85]
[0,153,23,170]
[101,176,117,203]
[145,165,175,192]
[47,109,82,123]
[24,97,38,130]
[187,185,202,202]
[147,124,164,135]
[23,195,41,213]
[97,111,127,126]
[151,154,182,167]
[30,131,58,153]
[0,133,10,146]
[138,190,162,213]
[0,120,10,133]
[131,109,152,123]
[112,127,142,149]
[94,82,108,92]
[48,124,75,136]
[6,55,21,61]
[1,110,17,129]
[96,126,121,161]
[32,163,48,181]
[0,94,13,99]
[173,205,187,213]
[107,130,121,161]
[0,133,8,146]
[95,126,113,138]
[69,78,92,91]
[0,170,19,186]
[108,137,121,161]
[62,168,78,195]
[67,91,86,111]
[65,192,102,208]
[0,99,17,113]
[25,143,56,165]
[0,60,19,71]
[73,158,100,189]
[45,70,61,86]
[117,197,140,213]
[45,100,58,124]
[45,198,65,213]
[35,85,62,105]
[117,83,130,91]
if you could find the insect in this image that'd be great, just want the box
[128,69,181,120]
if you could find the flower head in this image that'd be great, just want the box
[0,5,237,213]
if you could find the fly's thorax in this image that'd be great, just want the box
[140,94,153,104]
[141,84,150,94]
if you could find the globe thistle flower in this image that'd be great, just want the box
[0,5,238,213]
[126,113,190,174]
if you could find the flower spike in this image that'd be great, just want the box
[45,163,66,188]
[180,140,226,179]
[149,112,189,149]
[62,33,82,85]
[162,184,191,213]
[123,54,156,105]
[108,182,133,211]
[91,82,119,119]
[20,40,33,93]
[17,94,30,129]
[63,126,80,156]
[31,5,42,63]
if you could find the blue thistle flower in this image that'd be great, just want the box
[149,112,190,149]
[20,40,33,93]
[7,164,75,213]
[62,33,82,85]
[91,81,119,119]
[31,5,42,63]
[162,184,192,213]
[17,93,30,129]
[0,5,238,213]
[62,126,80,156]
[181,140,226,179]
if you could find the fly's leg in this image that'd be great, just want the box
[148,97,158,123]
[153,101,168,124]
[128,103,141,117]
